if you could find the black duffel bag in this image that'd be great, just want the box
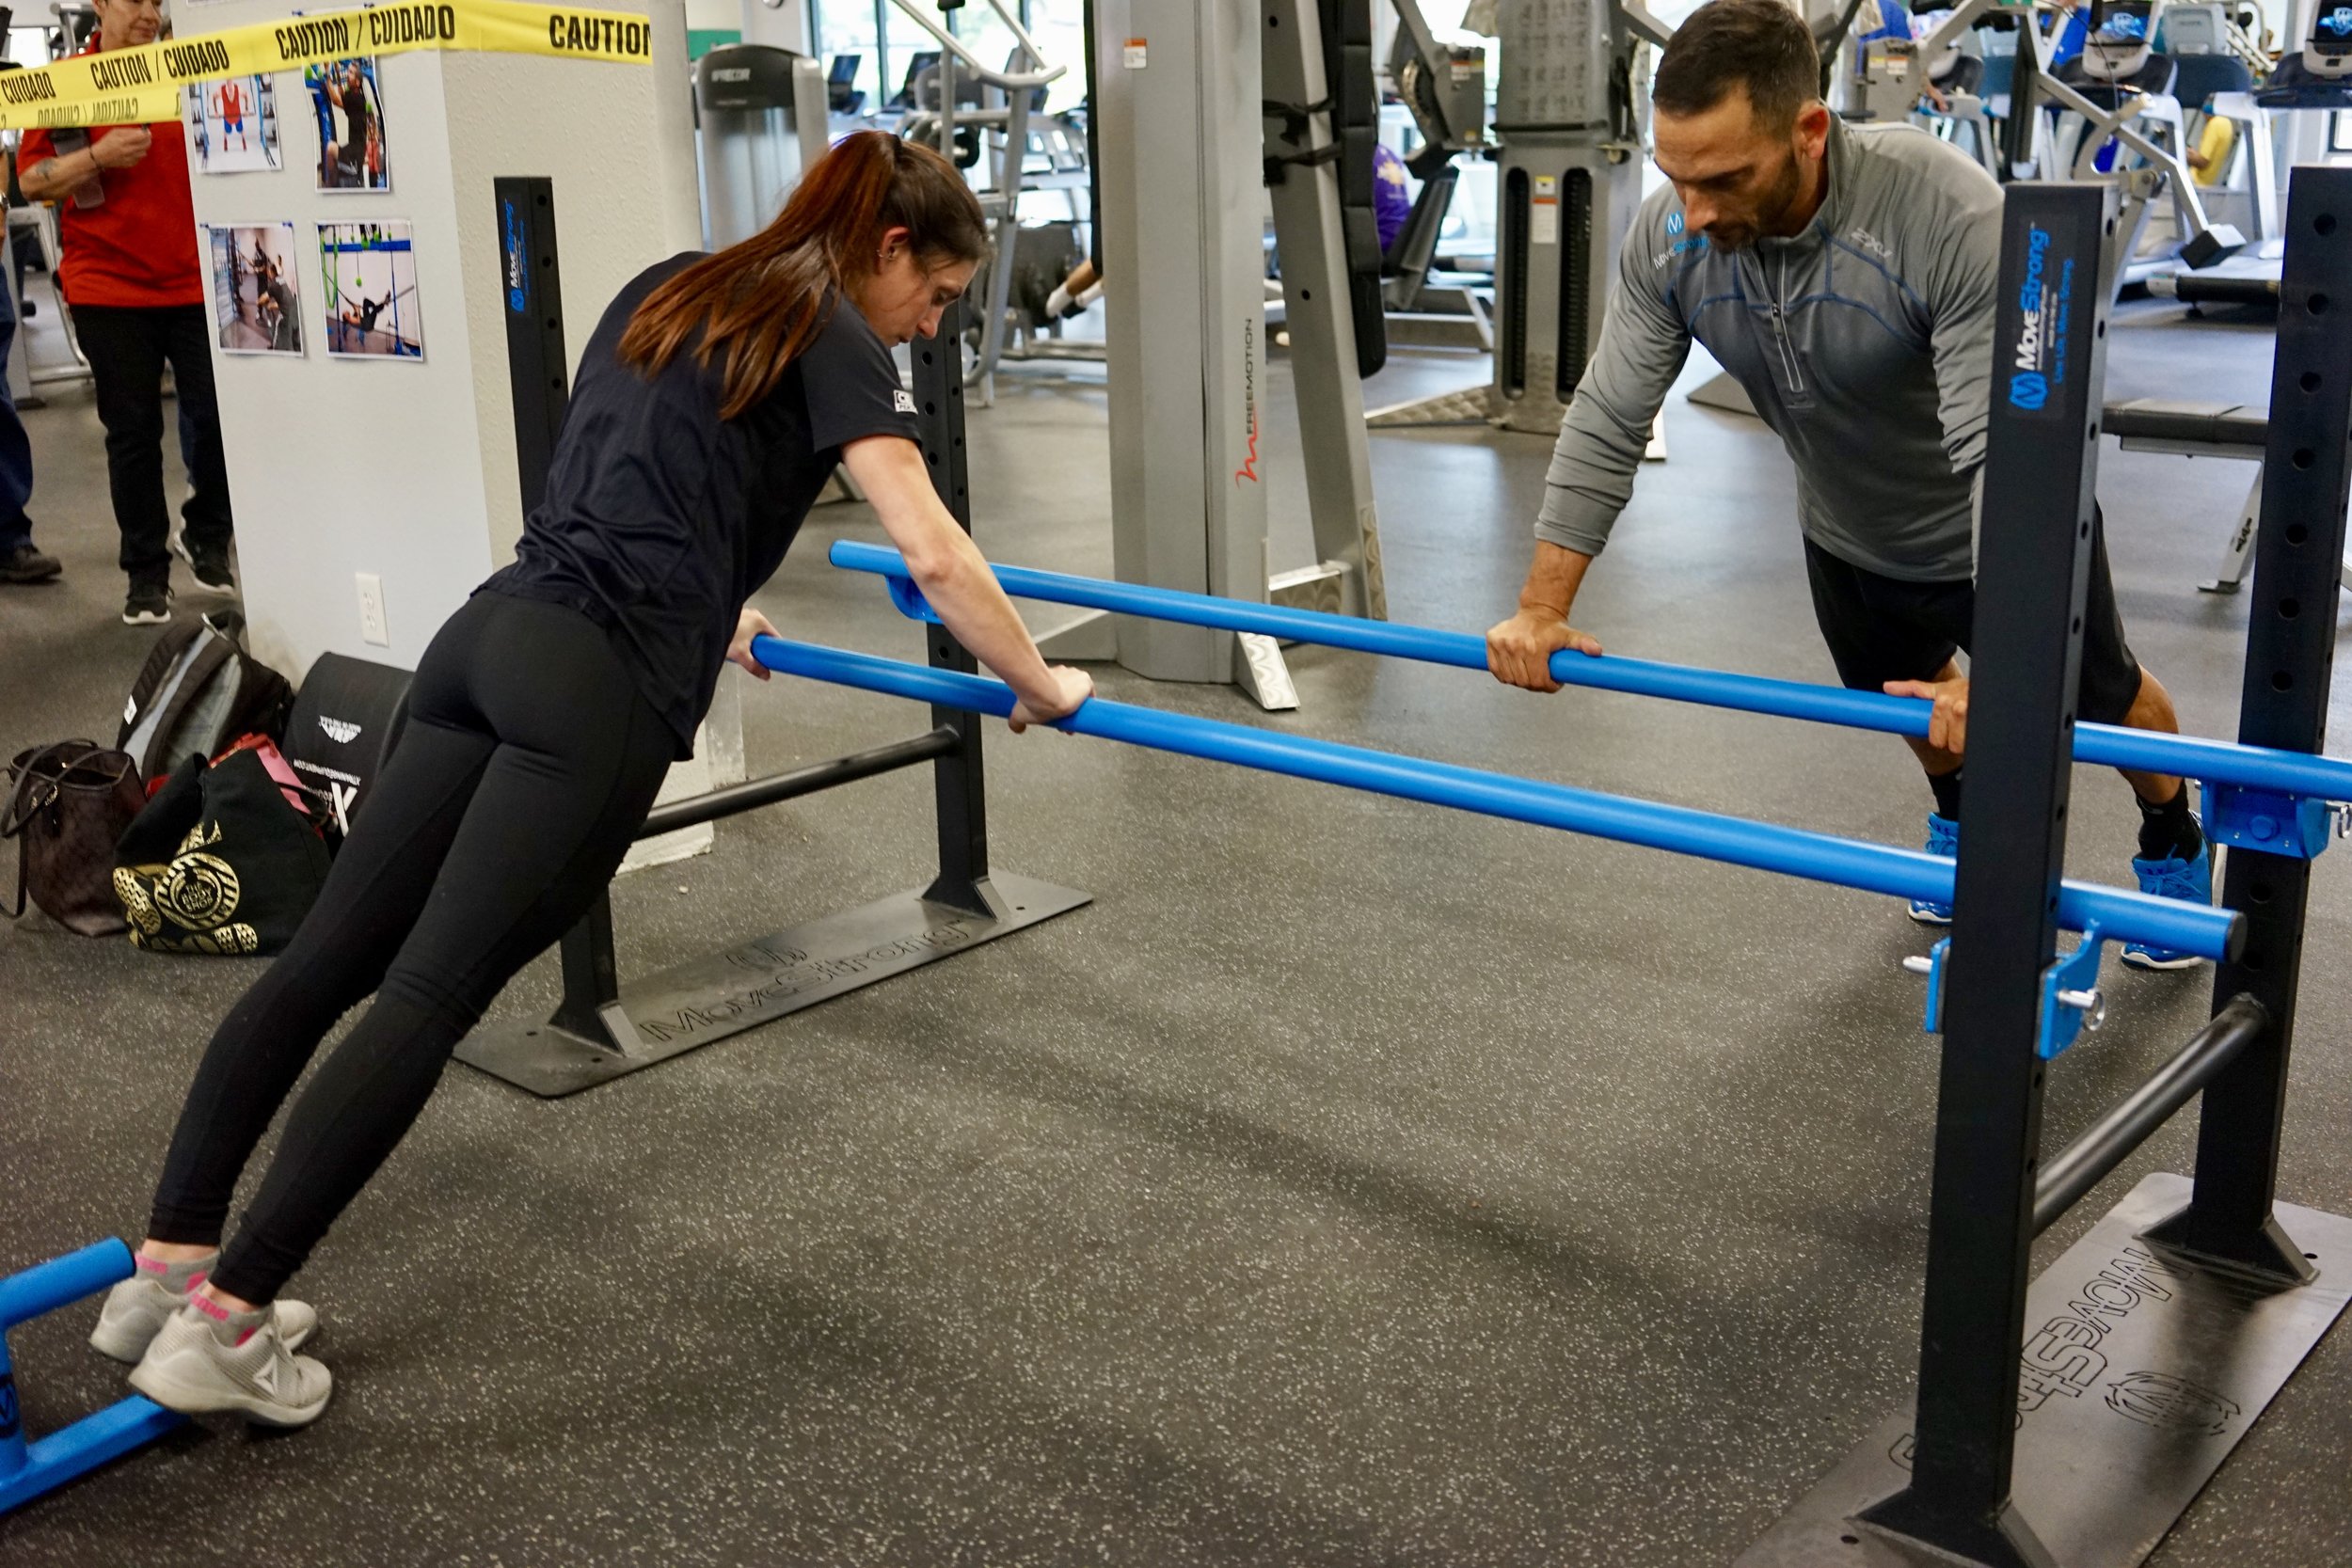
[114,748,332,956]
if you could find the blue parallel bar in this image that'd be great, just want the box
[752,636,2242,962]
[829,541,2352,805]
[0,1397,184,1515]
[0,1240,131,1330]
[1,1239,187,1515]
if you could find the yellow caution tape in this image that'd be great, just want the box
[0,0,653,131]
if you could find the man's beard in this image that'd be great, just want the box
[1706,150,1806,250]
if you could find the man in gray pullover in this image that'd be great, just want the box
[1484,0,2213,966]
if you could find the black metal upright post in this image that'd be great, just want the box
[1859,183,2116,1568]
[1749,176,2352,1568]
[2146,166,2352,1279]
[911,302,1003,915]
[497,176,630,1039]
[497,178,569,518]
[1998,38,2039,180]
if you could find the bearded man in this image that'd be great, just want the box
[1484,0,2213,965]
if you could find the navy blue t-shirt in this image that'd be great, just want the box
[482,254,922,755]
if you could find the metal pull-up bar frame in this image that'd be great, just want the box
[884,0,1066,92]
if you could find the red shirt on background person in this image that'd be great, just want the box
[18,69,203,309]
[17,0,235,625]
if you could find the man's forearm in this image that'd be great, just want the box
[1518,542,1597,620]
[16,151,94,202]
[1487,540,1604,688]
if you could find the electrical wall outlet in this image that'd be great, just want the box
[356,572,389,647]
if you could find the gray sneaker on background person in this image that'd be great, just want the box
[0,232,46,588]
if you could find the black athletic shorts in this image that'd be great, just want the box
[1802,507,2145,726]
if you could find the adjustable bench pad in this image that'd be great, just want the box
[2104,397,2269,451]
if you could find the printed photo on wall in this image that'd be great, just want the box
[186,76,281,174]
[306,56,389,191]
[318,221,423,360]
[205,223,305,356]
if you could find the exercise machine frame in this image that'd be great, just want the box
[882,0,1064,403]
[1050,0,1388,711]
[2104,394,2352,597]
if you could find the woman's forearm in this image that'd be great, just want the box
[846,434,1064,710]
[909,533,1058,706]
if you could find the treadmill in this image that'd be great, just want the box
[2147,1,2352,312]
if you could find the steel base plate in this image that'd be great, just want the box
[1364,383,1495,427]
[1740,1173,2352,1567]
[454,872,1090,1097]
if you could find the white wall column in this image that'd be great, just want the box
[182,0,715,856]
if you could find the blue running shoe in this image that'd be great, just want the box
[1911,812,1959,925]
[2122,838,2215,970]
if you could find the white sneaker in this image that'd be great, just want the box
[90,1267,318,1364]
[129,1298,333,1427]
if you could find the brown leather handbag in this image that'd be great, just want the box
[5,740,145,937]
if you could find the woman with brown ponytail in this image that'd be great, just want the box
[91,133,1092,1430]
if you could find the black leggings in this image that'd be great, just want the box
[147,594,676,1303]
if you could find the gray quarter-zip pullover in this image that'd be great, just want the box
[1535,116,2004,582]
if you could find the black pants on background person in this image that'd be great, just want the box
[73,302,234,591]
[144,594,677,1304]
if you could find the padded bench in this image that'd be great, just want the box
[2102,397,2351,595]
[2104,397,2267,451]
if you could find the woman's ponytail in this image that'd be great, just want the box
[618,132,987,420]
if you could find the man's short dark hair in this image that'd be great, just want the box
[1652,0,1822,130]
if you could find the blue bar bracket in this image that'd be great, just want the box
[1906,929,2107,1058]
[0,1239,187,1517]
[2201,781,2340,861]
[884,572,943,626]
[1904,939,1953,1034]
[2037,927,2110,1061]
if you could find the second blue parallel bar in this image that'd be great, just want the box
[752,636,2242,962]
[0,1239,132,1330]
[828,541,2352,804]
